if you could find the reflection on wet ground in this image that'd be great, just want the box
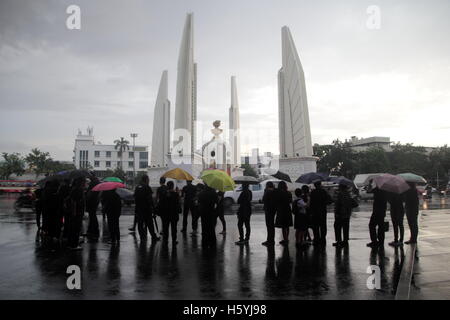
[2,195,446,299]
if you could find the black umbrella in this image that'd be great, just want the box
[295,172,328,184]
[270,171,292,183]
[37,170,93,186]
[328,176,355,187]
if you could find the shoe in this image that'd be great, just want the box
[404,240,417,245]
[279,240,288,246]
[388,241,398,247]
[235,240,246,245]
[128,227,135,232]
[151,236,161,242]
[261,241,274,246]
[332,242,342,247]
[68,246,83,251]
[366,242,378,248]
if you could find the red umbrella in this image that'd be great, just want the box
[373,174,410,194]
[92,182,125,192]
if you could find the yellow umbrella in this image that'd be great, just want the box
[162,168,194,181]
[201,169,235,192]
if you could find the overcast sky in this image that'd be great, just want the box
[1,0,449,161]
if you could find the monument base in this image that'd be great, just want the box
[278,156,318,182]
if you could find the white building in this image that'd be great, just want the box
[73,127,149,178]
[347,136,391,152]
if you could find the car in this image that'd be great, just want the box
[353,173,384,201]
[223,179,282,207]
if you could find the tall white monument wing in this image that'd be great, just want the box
[151,70,170,167]
[229,76,241,166]
[278,26,313,158]
[174,13,197,155]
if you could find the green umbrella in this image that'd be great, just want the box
[103,177,123,183]
[397,173,427,184]
[201,169,236,192]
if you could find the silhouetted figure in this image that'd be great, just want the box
[198,185,219,249]
[67,177,86,250]
[235,183,252,245]
[275,181,293,246]
[404,182,419,244]
[216,191,226,234]
[293,188,309,248]
[333,184,353,247]
[86,176,100,240]
[262,181,277,246]
[310,181,332,245]
[301,185,313,242]
[155,177,168,235]
[181,180,198,234]
[42,180,60,248]
[367,186,387,248]
[388,193,405,246]
[34,187,43,231]
[134,174,160,242]
[58,179,71,239]
[163,181,181,245]
[102,189,121,245]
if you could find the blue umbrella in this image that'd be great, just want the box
[295,172,328,184]
[328,176,354,187]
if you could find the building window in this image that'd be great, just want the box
[128,161,134,168]
[106,151,111,158]
[79,150,89,169]
[94,151,100,157]
[139,161,148,169]
[94,161,100,167]
[139,152,148,160]
[129,152,134,158]
[106,161,111,168]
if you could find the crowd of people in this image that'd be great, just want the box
[33,173,420,252]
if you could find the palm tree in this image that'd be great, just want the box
[114,137,130,170]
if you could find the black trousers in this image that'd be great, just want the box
[137,212,157,240]
[67,215,83,247]
[201,213,217,248]
[369,212,385,244]
[390,210,405,242]
[238,214,251,241]
[107,214,120,242]
[162,218,178,242]
[182,202,198,231]
[313,213,327,242]
[334,217,350,242]
[406,207,419,242]
[264,210,276,243]
[87,208,99,237]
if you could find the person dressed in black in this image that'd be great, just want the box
[310,180,332,246]
[293,188,309,249]
[155,177,168,236]
[42,180,60,249]
[216,191,226,234]
[102,188,122,245]
[163,181,181,245]
[67,177,86,250]
[85,176,100,240]
[58,179,71,239]
[235,183,252,245]
[404,182,419,244]
[275,181,293,246]
[198,184,219,249]
[262,181,277,246]
[388,192,405,246]
[301,185,313,243]
[367,184,387,248]
[181,180,199,234]
[34,187,43,234]
[333,184,353,247]
[134,174,160,242]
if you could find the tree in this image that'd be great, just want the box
[25,148,53,178]
[427,145,450,188]
[313,140,356,178]
[240,164,258,178]
[112,167,126,182]
[46,161,76,174]
[387,143,429,176]
[0,153,25,179]
[114,137,130,170]
[355,147,390,174]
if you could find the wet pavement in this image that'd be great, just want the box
[0,194,449,300]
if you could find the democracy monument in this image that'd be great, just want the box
[148,13,317,183]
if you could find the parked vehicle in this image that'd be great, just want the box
[223,179,281,207]
[14,189,35,211]
[353,173,383,201]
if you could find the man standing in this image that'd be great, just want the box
[310,181,332,245]
[404,182,419,244]
[367,186,388,248]
[134,174,160,242]
[181,180,198,234]
[163,181,181,245]
[235,183,253,245]
[198,184,219,249]
[85,176,100,241]
[333,184,353,247]
[155,177,168,236]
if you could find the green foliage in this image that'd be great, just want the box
[0,153,26,179]
[24,148,53,178]
[112,167,126,182]
[46,161,76,174]
[240,164,258,178]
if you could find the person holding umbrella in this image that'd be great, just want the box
[333,184,353,247]
[366,181,388,248]
[85,175,101,241]
[181,180,199,235]
[262,181,277,246]
[162,181,181,245]
[310,180,332,246]
[404,182,419,244]
[67,177,86,250]
[134,174,160,243]
[387,192,405,246]
[198,184,219,249]
[235,183,253,245]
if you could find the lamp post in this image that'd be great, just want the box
[130,133,138,185]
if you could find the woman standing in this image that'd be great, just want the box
[275,181,293,246]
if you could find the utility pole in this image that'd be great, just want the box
[130,133,138,185]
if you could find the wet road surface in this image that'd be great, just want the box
[1,194,448,299]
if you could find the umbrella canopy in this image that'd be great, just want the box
[270,171,292,183]
[233,176,259,184]
[115,188,134,201]
[296,172,328,184]
[374,174,410,194]
[162,168,194,181]
[328,176,355,187]
[201,169,235,192]
[397,173,427,184]
[37,170,93,186]
[92,182,125,192]
[103,177,123,183]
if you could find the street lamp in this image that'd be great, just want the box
[130,133,138,184]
